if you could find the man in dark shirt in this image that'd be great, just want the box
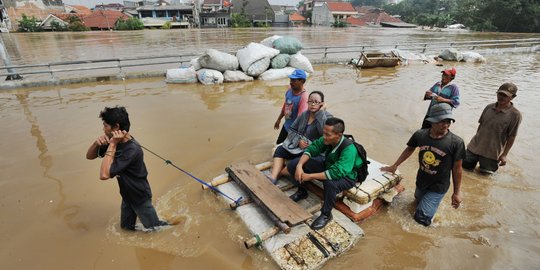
[86,106,167,231]
[381,103,465,226]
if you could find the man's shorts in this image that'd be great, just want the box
[462,149,498,174]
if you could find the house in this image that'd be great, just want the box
[136,4,194,28]
[355,6,404,26]
[84,9,129,30]
[346,16,366,27]
[95,3,124,11]
[288,12,305,27]
[199,0,230,28]
[123,1,155,8]
[231,0,274,25]
[312,2,357,26]
[39,13,86,30]
[64,5,92,15]
[3,0,64,31]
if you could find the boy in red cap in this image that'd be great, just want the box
[422,67,460,129]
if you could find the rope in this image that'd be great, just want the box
[132,140,242,205]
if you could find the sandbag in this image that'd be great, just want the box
[271,54,291,69]
[258,67,296,81]
[236,42,280,73]
[461,51,486,63]
[190,57,201,71]
[223,70,254,82]
[438,48,463,61]
[246,57,271,77]
[199,49,239,72]
[260,35,282,48]
[166,67,197,84]
[289,52,314,73]
[273,36,303,54]
[197,69,224,85]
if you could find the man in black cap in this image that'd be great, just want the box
[463,82,522,174]
[381,103,465,226]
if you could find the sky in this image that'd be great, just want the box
[63,0,301,8]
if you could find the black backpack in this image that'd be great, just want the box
[335,134,370,184]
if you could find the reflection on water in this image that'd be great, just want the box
[0,29,539,270]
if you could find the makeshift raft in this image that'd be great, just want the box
[203,160,402,270]
[353,51,401,68]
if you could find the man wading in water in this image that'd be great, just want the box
[86,106,169,231]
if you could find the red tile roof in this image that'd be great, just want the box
[326,2,356,13]
[289,12,305,21]
[68,5,92,15]
[53,13,87,22]
[83,10,129,29]
[346,16,366,26]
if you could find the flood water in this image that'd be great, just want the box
[1,28,540,270]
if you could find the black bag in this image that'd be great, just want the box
[336,134,370,184]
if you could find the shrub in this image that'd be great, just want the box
[17,14,42,32]
[116,17,145,30]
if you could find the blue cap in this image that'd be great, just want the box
[288,69,307,79]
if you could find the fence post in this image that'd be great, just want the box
[422,44,427,53]
[48,63,55,80]
[117,59,125,78]
[323,47,328,59]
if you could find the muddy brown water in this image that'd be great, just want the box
[1,28,539,269]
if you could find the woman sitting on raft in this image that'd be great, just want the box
[268,91,332,184]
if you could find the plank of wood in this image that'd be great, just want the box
[226,161,312,226]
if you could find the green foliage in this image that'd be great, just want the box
[231,13,251,28]
[17,14,42,32]
[50,20,67,31]
[332,20,348,28]
[67,15,89,31]
[351,0,386,8]
[384,0,540,32]
[161,21,172,29]
[115,17,145,30]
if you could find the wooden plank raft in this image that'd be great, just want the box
[226,161,312,229]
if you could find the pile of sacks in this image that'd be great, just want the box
[438,48,486,63]
[166,35,314,85]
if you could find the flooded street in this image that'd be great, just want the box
[1,28,540,269]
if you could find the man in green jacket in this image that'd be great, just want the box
[286,117,363,230]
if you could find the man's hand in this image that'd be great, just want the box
[96,135,110,146]
[424,91,433,100]
[451,192,462,209]
[299,173,314,183]
[380,165,397,173]
[274,119,280,130]
[295,166,305,183]
[109,130,128,145]
[498,155,507,166]
[298,140,309,149]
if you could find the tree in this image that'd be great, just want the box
[67,15,89,31]
[384,0,540,32]
[230,13,251,28]
[50,21,67,31]
[115,17,145,30]
[17,14,42,32]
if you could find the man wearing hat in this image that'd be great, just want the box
[274,69,309,144]
[381,103,465,226]
[422,67,460,129]
[463,82,522,174]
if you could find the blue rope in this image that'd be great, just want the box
[132,140,242,205]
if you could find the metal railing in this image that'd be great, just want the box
[1,38,539,84]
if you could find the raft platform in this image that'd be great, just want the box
[204,159,402,270]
